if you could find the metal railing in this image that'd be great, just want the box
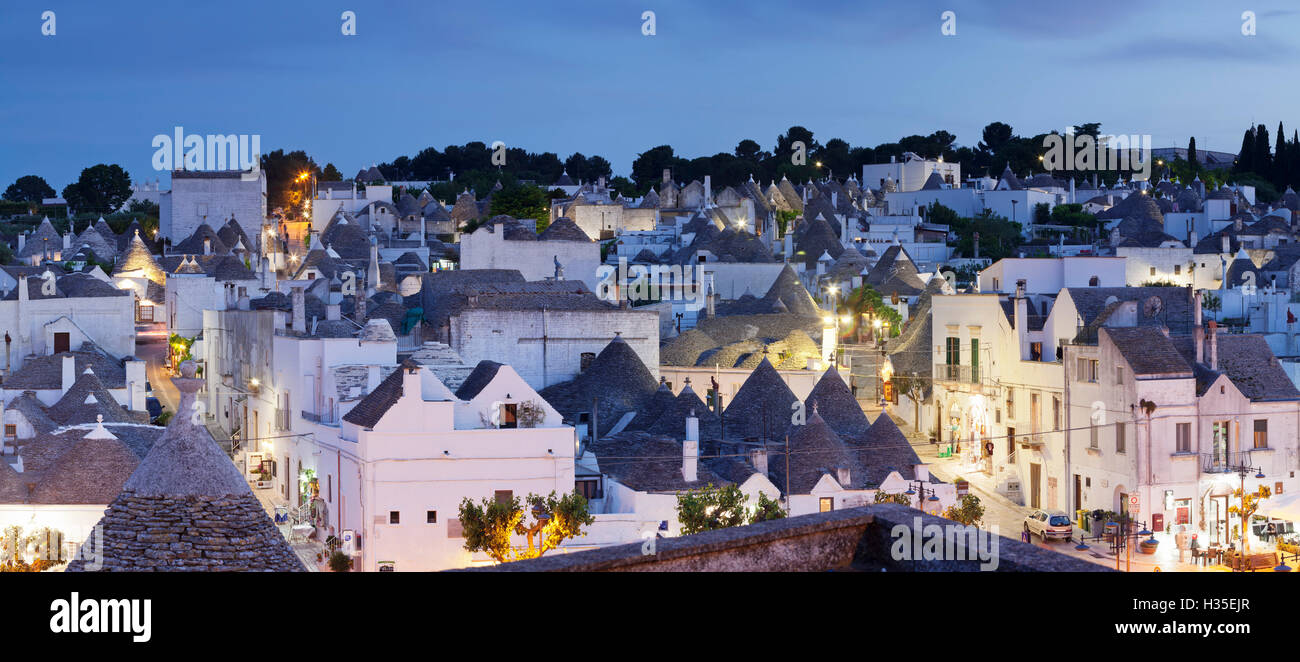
[1201,450,1254,474]
[933,363,979,384]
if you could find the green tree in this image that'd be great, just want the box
[874,491,912,506]
[488,184,551,230]
[839,284,902,342]
[320,163,343,181]
[458,491,594,563]
[751,491,788,524]
[675,483,784,535]
[949,209,1023,261]
[61,164,131,214]
[942,494,985,527]
[4,175,56,203]
[1187,136,1198,167]
[260,149,319,218]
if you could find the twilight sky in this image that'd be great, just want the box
[2,0,1299,191]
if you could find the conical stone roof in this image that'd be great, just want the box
[67,361,304,571]
[722,357,797,441]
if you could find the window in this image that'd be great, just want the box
[1005,388,1015,418]
[1149,267,1156,276]
[1076,358,1098,382]
[53,332,70,354]
[1089,425,1098,449]
[1089,276,1100,286]
[1052,396,1061,431]
[499,403,518,429]
[1176,423,1191,453]
[575,479,603,500]
[945,337,960,365]
[1116,367,1124,385]
[1116,422,1126,453]
[389,511,400,524]
[494,490,513,505]
[328,474,332,503]
[1254,419,1268,449]
[1030,342,1043,361]
[426,510,437,524]
[3,425,14,440]
[1174,264,1181,275]
[819,497,835,513]
[579,352,596,372]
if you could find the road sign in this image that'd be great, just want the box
[1129,494,1140,513]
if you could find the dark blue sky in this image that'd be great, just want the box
[3,0,1299,191]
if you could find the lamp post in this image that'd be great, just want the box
[905,480,943,515]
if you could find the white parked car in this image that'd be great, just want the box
[1024,510,1073,542]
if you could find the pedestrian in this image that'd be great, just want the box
[1021,529,1031,544]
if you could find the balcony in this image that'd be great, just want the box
[933,363,980,385]
[1201,451,1254,474]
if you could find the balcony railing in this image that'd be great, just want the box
[1201,450,1254,474]
[933,363,979,384]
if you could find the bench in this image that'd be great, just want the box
[1234,552,1277,572]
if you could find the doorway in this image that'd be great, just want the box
[1029,463,1041,509]
[1074,474,1082,512]
[54,332,70,354]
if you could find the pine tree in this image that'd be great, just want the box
[1188,136,1198,166]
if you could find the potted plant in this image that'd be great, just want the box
[328,550,351,572]
[1139,536,1159,554]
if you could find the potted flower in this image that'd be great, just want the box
[1139,536,1159,554]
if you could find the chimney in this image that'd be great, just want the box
[683,409,699,482]
[355,291,367,322]
[17,276,28,302]
[17,233,24,251]
[750,447,768,476]
[63,232,70,250]
[831,191,838,208]
[1234,217,1243,232]
[1189,230,1198,248]
[203,237,212,255]
[705,278,716,318]
[915,463,930,482]
[61,355,75,395]
[1015,280,1030,360]
[836,466,852,487]
[291,287,305,334]
[662,168,671,184]
[703,175,712,205]
[1194,290,1205,364]
[1222,234,1230,254]
[401,363,422,400]
[326,303,341,321]
[1208,320,1219,370]
[367,365,381,393]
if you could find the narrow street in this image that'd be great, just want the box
[136,337,179,415]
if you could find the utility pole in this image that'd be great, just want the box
[785,434,791,512]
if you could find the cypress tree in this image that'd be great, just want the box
[1237,126,1255,173]
[1276,121,1288,188]
[1255,123,1272,179]
[1188,136,1198,166]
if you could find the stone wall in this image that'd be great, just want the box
[456,504,1112,572]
